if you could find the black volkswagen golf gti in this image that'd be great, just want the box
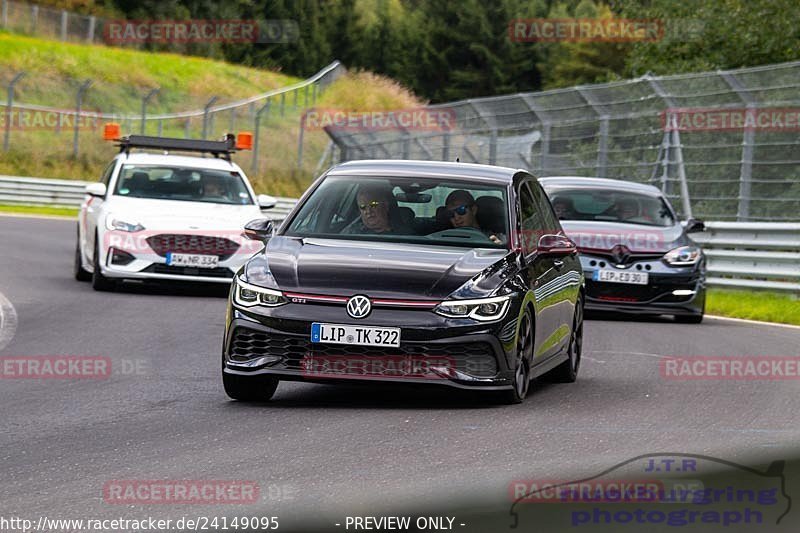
[222,160,584,404]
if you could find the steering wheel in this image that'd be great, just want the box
[426,227,494,242]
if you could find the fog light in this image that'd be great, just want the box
[109,247,135,266]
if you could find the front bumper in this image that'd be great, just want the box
[98,231,262,283]
[581,254,706,316]
[222,301,519,390]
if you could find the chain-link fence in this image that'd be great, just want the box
[1,0,101,43]
[324,61,800,222]
[1,61,344,185]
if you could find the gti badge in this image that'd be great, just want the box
[346,295,372,319]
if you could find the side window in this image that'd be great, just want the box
[518,181,544,255]
[100,160,116,186]
[530,181,560,234]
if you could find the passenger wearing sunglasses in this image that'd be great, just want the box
[444,190,505,244]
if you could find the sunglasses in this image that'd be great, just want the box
[358,200,386,211]
[447,203,473,218]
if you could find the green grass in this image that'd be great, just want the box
[0,203,78,217]
[707,289,800,326]
[0,34,421,197]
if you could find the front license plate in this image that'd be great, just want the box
[166,252,219,268]
[311,323,401,348]
[593,269,649,285]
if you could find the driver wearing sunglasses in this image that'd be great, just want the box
[342,184,398,234]
[445,190,505,244]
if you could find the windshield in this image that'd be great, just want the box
[112,165,254,205]
[546,188,675,227]
[284,176,509,249]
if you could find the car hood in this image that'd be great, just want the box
[559,220,684,254]
[257,236,511,300]
[104,196,263,231]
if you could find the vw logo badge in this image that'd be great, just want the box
[346,295,372,319]
[611,244,631,265]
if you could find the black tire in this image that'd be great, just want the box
[675,313,704,324]
[223,372,279,402]
[74,232,91,282]
[91,238,116,292]
[549,295,583,383]
[500,308,533,404]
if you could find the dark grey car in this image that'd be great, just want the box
[540,177,706,323]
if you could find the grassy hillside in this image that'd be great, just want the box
[0,32,420,197]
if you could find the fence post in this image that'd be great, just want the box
[304,85,309,108]
[252,99,271,174]
[140,88,159,134]
[184,118,191,139]
[87,16,96,42]
[296,111,306,171]
[4,72,25,152]
[312,83,318,106]
[60,10,67,41]
[2,0,8,29]
[229,107,236,133]
[647,75,692,217]
[442,131,450,161]
[293,88,299,109]
[489,129,498,165]
[720,71,755,222]
[280,92,286,117]
[30,4,37,33]
[157,120,163,137]
[202,96,218,139]
[73,79,92,159]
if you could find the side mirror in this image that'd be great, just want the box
[685,218,705,233]
[243,218,274,242]
[257,194,277,209]
[85,183,107,198]
[537,234,577,256]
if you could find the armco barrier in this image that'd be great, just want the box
[0,175,298,221]
[692,222,800,293]
[2,176,797,293]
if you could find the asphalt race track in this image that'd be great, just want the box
[2,214,800,532]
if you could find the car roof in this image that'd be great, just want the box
[326,159,523,184]
[539,176,663,196]
[116,152,242,172]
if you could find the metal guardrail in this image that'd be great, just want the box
[0,175,298,221]
[2,175,796,293]
[692,222,800,293]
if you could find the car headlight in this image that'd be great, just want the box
[105,215,145,232]
[663,245,702,266]
[433,295,511,322]
[233,278,288,308]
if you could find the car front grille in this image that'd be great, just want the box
[146,234,240,261]
[141,264,234,278]
[228,327,498,378]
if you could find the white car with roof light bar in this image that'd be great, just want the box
[74,126,277,291]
